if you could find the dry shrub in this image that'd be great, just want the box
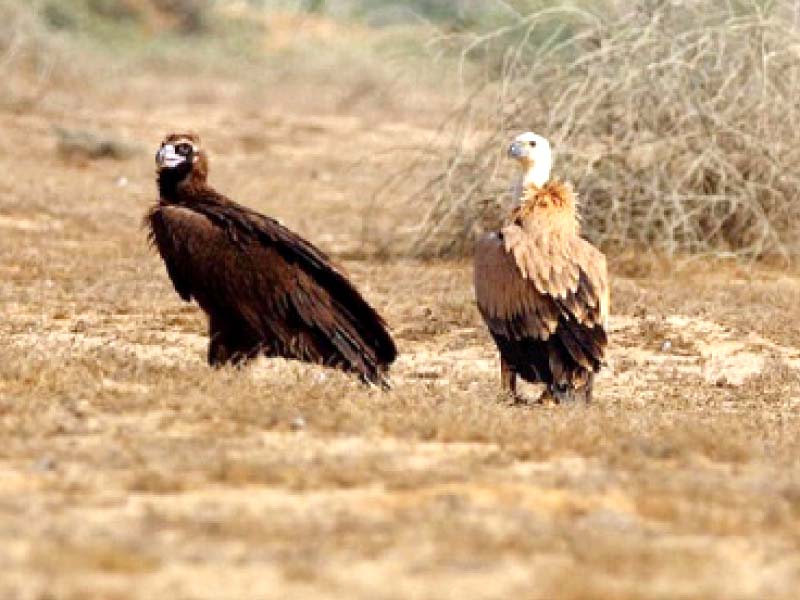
[150,0,212,34]
[411,0,800,262]
[0,1,61,104]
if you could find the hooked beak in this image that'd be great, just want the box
[508,141,527,160]
[156,144,185,170]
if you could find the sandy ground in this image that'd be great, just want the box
[1,63,800,600]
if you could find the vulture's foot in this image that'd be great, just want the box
[536,388,558,406]
[549,381,593,405]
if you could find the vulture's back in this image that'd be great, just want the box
[147,199,397,385]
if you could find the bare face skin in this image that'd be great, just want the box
[156,136,199,172]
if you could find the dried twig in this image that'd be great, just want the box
[407,0,800,262]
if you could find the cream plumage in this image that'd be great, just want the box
[474,133,609,403]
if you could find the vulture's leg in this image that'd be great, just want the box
[536,387,556,405]
[500,358,518,398]
[550,382,574,404]
[581,373,594,404]
[551,374,593,405]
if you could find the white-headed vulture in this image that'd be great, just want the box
[474,132,609,403]
[146,133,397,387]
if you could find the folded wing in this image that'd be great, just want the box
[474,223,608,381]
[147,201,397,384]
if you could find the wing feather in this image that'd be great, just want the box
[147,201,397,382]
[474,223,609,370]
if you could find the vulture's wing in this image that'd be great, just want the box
[474,224,608,370]
[147,203,397,382]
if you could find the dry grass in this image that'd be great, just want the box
[412,0,800,262]
[1,3,800,599]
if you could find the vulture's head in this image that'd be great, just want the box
[508,131,552,188]
[156,132,209,183]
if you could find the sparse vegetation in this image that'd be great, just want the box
[412,0,800,262]
[1,1,800,598]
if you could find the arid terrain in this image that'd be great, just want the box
[1,5,800,600]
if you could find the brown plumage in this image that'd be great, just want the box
[475,138,609,403]
[146,132,397,387]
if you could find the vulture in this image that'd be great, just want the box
[474,132,609,403]
[146,132,397,387]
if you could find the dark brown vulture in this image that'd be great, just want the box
[146,132,397,387]
[474,132,609,403]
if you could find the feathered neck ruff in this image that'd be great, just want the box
[158,169,212,204]
[509,180,579,232]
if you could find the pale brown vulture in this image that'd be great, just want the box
[474,132,609,403]
[146,132,397,387]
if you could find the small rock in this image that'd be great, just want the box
[290,416,306,431]
[115,176,129,188]
[660,340,672,352]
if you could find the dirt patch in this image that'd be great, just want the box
[1,49,800,600]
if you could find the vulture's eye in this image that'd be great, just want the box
[176,143,191,155]
[528,140,537,147]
